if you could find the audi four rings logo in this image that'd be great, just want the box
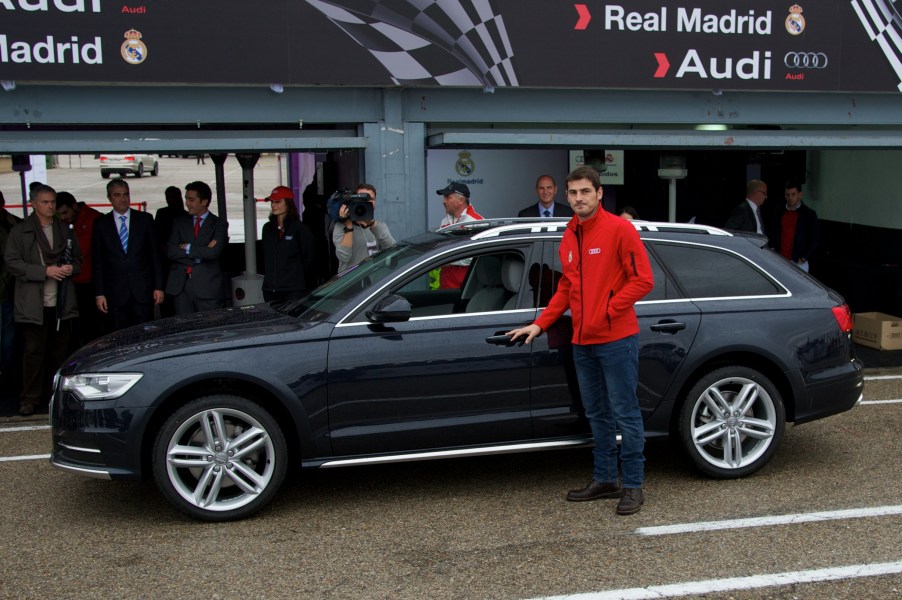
[784,51,829,68]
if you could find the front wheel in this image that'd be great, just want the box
[678,366,785,479]
[135,164,144,178]
[152,395,288,521]
[151,162,159,176]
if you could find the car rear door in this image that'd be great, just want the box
[529,240,701,438]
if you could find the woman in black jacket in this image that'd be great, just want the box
[261,186,315,303]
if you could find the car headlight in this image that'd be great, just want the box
[62,373,144,401]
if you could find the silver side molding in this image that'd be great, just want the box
[319,438,593,468]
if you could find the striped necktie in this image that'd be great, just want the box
[118,215,128,252]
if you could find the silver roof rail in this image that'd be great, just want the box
[466,218,732,239]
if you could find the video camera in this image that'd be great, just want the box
[327,189,375,223]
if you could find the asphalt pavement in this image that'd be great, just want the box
[1,373,900,599]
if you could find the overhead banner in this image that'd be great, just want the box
[2,0,901,93]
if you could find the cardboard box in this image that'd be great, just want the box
[853,312,902,350]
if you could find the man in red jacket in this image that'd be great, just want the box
[509,166,654,515]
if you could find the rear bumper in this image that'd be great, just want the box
[792,358,865,424]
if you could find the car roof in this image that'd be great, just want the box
[435,217,757,243]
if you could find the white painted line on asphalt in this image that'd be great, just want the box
[0,454,50,463]
[864,374,902,380]
[0,425,51,433]
[530,560,902,600]
[861,399,902,405]
[635,505,902,536]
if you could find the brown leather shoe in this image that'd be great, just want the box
[566,480,623,502]
[616,487,645,515]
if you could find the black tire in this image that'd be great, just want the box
[151,162,159,176]
[135,164,144,178]
[678,366,785,479]
[152,395,288,522]
[101,171,110,179]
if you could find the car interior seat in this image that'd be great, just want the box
[465,255,506,313]
[501,255,525,310]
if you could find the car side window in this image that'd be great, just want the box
[394,250,530,317]
[653,242,782,298]
[545,241,675,303]
[642,249,671,301]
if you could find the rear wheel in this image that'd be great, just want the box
[152,395,288,521]
[136,164,144,178]
[151,161,159,176]
[678,366,785,478]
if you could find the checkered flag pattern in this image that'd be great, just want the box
[851,0,902,91]
[306,0,518,88]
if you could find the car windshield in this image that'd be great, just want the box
[273,242,431,321]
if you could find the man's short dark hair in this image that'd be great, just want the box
[165,186,183,209]
[185,181,213,203]
[56,191,77,209]
[356,183,376,198]
[566,166,602,191]
[785,178,804,193]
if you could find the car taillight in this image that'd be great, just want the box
[99,156,107,162]
[124,155,135,161]
[832,303,854,333]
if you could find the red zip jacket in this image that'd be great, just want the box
[534,209,654,345]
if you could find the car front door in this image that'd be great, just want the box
[326,245,538,456]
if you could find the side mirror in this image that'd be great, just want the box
[365,294,412,323]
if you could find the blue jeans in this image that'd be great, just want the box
[572,334,645,488]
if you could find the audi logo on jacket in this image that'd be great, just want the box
[534,209,654,345]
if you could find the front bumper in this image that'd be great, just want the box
[50,388,150,481]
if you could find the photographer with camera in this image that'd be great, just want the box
[331,184,396,272]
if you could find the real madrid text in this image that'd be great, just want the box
[1,0,104,65]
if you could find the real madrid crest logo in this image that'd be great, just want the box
[785,4,805,36]
[455,151,475,177]
[121,29,148,65]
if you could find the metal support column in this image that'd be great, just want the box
[231,153,264,306]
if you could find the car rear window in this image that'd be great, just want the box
[652,242,783,298]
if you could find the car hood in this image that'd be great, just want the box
[65,304,319,372]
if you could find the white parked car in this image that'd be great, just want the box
[99,154,159,178]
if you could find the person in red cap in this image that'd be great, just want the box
[262,186,315,302]
[332,183,395,272]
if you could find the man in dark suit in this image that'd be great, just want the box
[154,186,186,318]
[165,181,228,315]
[93,178,165,331]
[724,180,768,234]
[517,175,574,219]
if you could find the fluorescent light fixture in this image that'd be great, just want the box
[695,124,729,131]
